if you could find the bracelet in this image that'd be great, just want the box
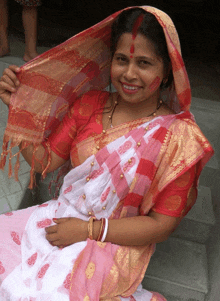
[97,218,105,242]
[88,217,95,240]
[101,218,108,242]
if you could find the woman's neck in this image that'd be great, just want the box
[115,92,160,119]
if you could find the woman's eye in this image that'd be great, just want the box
[139,60,150,66]
[115,56,127,63]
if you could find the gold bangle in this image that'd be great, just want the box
[88,217,95,240]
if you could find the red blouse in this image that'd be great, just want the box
[47,90,196,218]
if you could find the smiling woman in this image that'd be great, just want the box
[0,5,214,301]
[111,33,165,107]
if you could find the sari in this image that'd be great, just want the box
[0,5,214,301]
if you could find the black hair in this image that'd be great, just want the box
[110,8,173,88]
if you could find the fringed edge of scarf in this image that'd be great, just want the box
[0,137,52,189]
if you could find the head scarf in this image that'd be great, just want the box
[0,6,191,186]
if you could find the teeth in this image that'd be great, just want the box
[123,84,138,90]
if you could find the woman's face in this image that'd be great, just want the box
[111,33,166,105]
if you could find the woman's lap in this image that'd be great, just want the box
[0,205,37,283]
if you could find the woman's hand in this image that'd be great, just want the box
[0,65,21,106]
[45,217,88,248]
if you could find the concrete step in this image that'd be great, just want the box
[171,185,215,244]
[164,296,198,301]
[143,237,208,301]
[190,96,220,170]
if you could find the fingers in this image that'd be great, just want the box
[52,218,70,224]
[2,67,20,88]
[45,232,58,242]
[45,225,57,234]
[0,76,17,93]
[8,65,21,73]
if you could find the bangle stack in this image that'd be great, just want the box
[88,217,95,240]
[88,217,108,242]
[97,218,108,242]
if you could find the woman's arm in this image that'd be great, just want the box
[20,143,67,174]
[94,212,180,246]
[45,213,180,247]
[46,167,196,248]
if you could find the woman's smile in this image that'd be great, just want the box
[121,81,142,94]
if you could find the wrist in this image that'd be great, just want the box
[93,220,101,240]
[81,220,90,241]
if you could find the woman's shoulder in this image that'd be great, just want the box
[68,90,109,112]
[80,90,110,104]
[165,111,212,150]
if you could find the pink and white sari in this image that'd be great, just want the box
[0,112,212,300]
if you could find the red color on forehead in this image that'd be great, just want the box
[132,14,144,40]
[130,14,144,57]
[130,44,135,54]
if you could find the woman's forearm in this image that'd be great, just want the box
[20,142,67,174]
[93,213,180,246]
[20,143,48,173]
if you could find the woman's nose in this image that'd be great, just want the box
[124,63,137,81]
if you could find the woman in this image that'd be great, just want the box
[0,6,213,301]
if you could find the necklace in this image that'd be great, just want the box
[109,95,163,128]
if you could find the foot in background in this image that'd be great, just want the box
[23,50,39,62]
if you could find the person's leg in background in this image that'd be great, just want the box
[22,4,39,62]
[0,0,10,57]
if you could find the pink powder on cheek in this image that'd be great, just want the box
[148,76,161,92]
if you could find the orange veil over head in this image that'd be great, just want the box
[0,6,192,186]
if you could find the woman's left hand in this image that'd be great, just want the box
[45,217,88,248]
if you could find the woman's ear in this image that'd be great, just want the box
[162,62,173,89]
[164,62,172,79]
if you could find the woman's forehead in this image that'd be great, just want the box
[115,33,158,58]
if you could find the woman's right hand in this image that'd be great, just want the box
[0,65,21,106]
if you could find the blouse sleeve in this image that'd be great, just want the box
[45,90,106,160]
[151,165,197,217]
[46,106,77,160]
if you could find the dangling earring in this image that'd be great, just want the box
[163,78,168,85]
[109,76,112,93]
[162,77,168,88]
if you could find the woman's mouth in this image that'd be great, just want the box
[121,83,141,94]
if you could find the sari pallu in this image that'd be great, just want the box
[1,6,191,186]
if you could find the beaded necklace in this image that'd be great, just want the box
[84,94,163,217]
[109,94,163,128]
